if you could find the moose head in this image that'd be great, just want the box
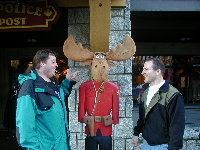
[63,35,136,83]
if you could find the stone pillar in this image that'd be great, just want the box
[68,1,133,149]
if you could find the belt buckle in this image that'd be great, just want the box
[95,116,102,122]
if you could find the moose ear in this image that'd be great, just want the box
[83,60,93,66]
[63,36,94,62]
[106,35,136,61]
[107,60,116,67]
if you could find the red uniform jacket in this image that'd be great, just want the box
[78,80,119,136]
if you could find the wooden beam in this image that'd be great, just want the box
[111,0,126,7]
[89,0,111,52]
[56,0,126,8]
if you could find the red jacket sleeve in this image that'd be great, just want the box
[78,83,86,123]
[112,84,119,124]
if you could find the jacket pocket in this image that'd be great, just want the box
[35,92,55,110]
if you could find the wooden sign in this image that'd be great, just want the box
[90,0,111,52]
[0,2,60,31]
[56,0,126,7]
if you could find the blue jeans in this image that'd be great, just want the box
[85,129,112,150]
[140,140,168,150]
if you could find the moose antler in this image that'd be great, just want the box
[63,36,94,62]
[106,35,136,61]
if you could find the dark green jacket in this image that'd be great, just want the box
[134,80,185,150]
[16,70,75,150]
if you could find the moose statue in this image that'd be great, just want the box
[63,35,136,150]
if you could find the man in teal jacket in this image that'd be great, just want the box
[16,49,79,150]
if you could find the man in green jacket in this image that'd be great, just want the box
[16,49,79,150]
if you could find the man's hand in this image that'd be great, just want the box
[66,69,81,81]
[132,135,139,147]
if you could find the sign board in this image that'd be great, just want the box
[0,2,60,31]
[56,0,126,7]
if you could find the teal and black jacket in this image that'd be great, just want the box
[16,70,75,150]
[134,80,185,150]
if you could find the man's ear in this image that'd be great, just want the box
[40,62,45,67]
[156,69,161,75]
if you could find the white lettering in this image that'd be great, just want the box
[0,18,26,26]
[5,4,13,14]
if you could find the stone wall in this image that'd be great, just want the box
[67,0,133,149]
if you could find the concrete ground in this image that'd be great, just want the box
[0,104,200,150]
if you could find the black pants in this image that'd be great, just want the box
[85,129,112,150]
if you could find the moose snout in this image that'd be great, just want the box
[95,64,106,69]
